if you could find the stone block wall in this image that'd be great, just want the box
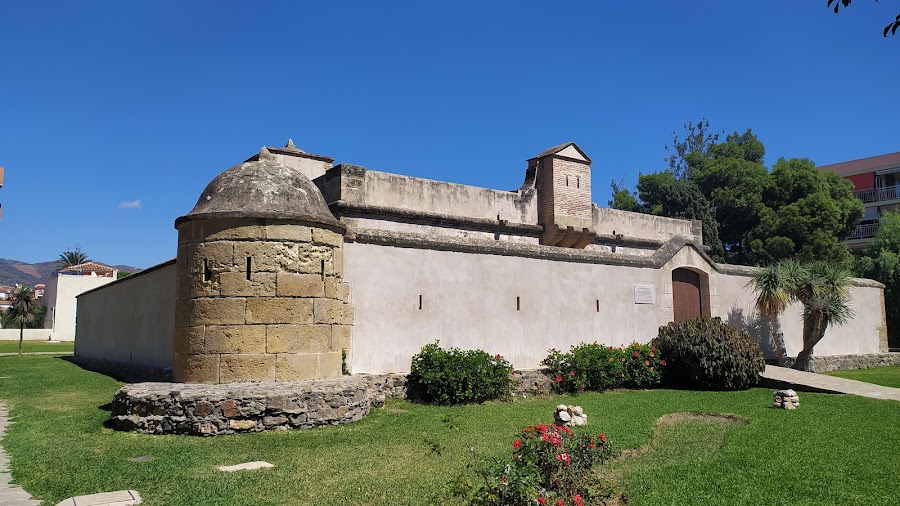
[550,157,592,227]
[174,218,352,384]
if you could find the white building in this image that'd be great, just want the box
[43,262,118,341]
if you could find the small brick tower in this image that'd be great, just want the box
[528,142,596,248]
[173,147,353,384]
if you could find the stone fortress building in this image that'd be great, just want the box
[75,140,889,383]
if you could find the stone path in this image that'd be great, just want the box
[761,365,900,401]
[0,403,41,506]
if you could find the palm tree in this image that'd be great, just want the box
[747,259,805,366]
[792,262,855,371]
[58,246,89,269]
[7,286,38,355]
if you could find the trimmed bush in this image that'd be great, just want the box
[541,342,664,394]
[407,341,514,405]
[651,316,765,390]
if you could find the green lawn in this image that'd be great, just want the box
[0,356,898,506]
[0,341,73,354]
[824,365,900,388]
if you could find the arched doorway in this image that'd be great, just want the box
[672,268,703,323]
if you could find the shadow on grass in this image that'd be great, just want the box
[57,355,171,383]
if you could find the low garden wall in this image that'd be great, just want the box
[108,369,555,436]
[780,352,900,372]
[0,329,53,341]
[109,373,408,436]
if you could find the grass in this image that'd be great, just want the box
[823,365,900,388]
[0,341,74,354]
[0,356,897,505]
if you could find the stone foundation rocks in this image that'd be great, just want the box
[511,369,556,397]
[108,368,562,436]
[775,353,900,373]
[772,389,800,409]
[111,375,376,436]
[554,404,587,426]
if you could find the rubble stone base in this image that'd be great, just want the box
[777,353,900,373]
[110,373,406,436]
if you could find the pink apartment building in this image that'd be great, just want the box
[818,151,900,251]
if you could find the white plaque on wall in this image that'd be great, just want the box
[634,284,656,304]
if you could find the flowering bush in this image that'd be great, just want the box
[452,423,613,505]
[541,342,663,394]
[651,316,764,390]
[407,341,515,405]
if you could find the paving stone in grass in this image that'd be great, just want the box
[217,461,274,472]
[55,489,142,506]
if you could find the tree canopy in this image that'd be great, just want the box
[610,121,862,266]
[856,212,900,348]
[828,0,900,37]
[58,246,89,269]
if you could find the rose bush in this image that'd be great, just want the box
[452,423,613,505]
[541,342,663,394]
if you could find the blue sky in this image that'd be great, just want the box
[1,1,898,269]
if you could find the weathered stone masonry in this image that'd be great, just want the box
[173,148,353,384]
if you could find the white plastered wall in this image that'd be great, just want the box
[43,274,117,341]
[345,242,886,373]
[75,262,176,368]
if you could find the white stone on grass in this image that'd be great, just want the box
[55,490,142,506]
[217,461,274,472]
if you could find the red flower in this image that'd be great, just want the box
[501,476,507,482]
[496,354,502,359]
[633,351,639,357]
[651,346,657,352]
[599,433,606,442]
[649,351,655,357]
[660,359,667,366]
[608,345,613,350]
[589,443,595,449]
[579,387,585,393]
[644,360,650,366]
[569,370,575,377]
[556,375,562,382]
[538,498,547,506]
[574,495,583,504]
[609,357,615,362]
[513,439,522,450]
[557,500,565,506]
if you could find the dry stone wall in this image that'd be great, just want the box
[174,218,352,384]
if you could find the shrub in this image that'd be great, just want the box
[651,316,765,390]
[451,423,613,505]
[407,341,514,405]
[541,342,663,394]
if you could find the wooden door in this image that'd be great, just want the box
[672,268,702,323]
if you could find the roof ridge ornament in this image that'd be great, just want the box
[286,138,296,149]
[259,146,276,160]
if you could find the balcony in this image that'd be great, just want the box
[853,185,900,204]
[848,222,880,240]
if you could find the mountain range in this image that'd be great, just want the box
[0,258,143,288]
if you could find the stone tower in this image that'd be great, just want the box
[173,147,353,384]
[528,142,595,248]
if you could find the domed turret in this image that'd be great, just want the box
[175,147,344,231]
[173,147,353,384]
